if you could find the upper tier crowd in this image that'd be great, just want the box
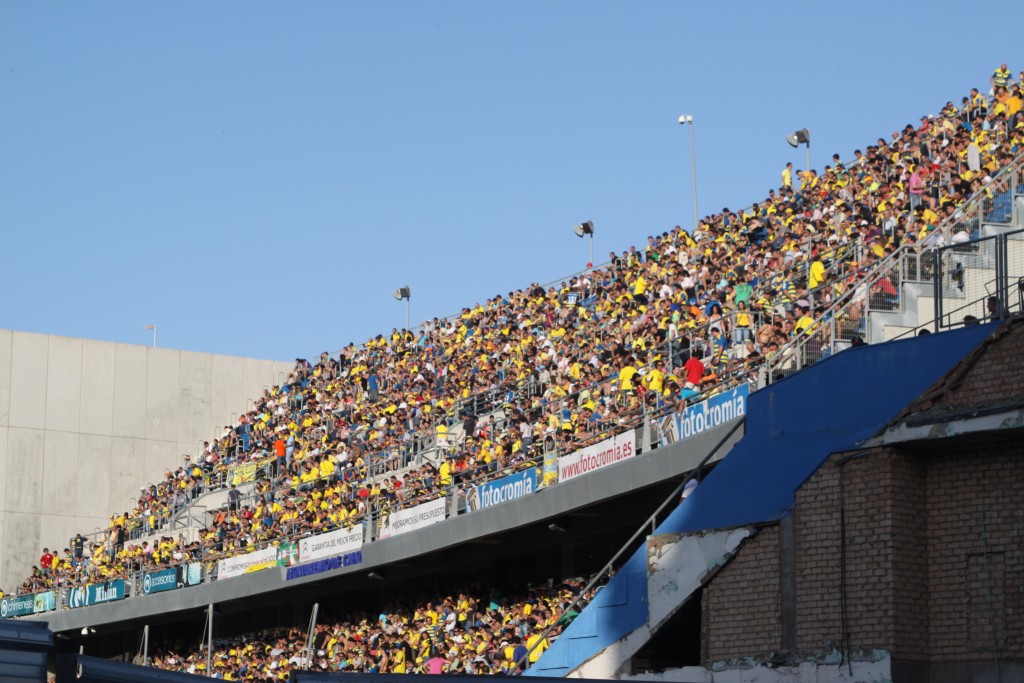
[8,65,1024,605]
[149,577,596,678]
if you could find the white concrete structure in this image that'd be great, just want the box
[0,330,290,593]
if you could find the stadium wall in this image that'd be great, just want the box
[0,329,290,594]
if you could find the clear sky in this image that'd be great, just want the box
[1,2,1020,361]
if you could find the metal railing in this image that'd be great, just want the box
[936,152,1024,246]
[934,227,1024,329]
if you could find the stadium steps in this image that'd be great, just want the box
[529,323,997,678]
[868,211,1024,342]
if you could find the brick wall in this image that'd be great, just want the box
[702,525,780,663]
[699,321,1024,671]
[890,452,929,661]
[941,325,1024,409]
[792,450,897,655]
[702,443,1023,668]
[902,318,1024,416]
[924,442,1023,663]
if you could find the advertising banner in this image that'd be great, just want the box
[541,451,558,488]
[33,590,56,614]
[285,550,363,581]
[378,497,446,540]
[299,525,364,563]
[276,541,299,567]
[67,579,125,609]
[657,385,748,448]
[216,546,278,580]
[0,594,35,618]
[142,567,179,595]
[558,430,635,482]
[228,457,274,486]
[182,562,202,588]
[467,469,537,512]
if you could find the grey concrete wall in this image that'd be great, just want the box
[0,329,291,595]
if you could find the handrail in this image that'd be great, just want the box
[513,416,746,672]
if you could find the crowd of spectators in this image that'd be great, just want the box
[9,66,1024,603]
[149,577,597,678]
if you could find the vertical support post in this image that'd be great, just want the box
[206,603,213,677]
[305,603,320,668]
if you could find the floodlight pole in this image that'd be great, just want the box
[406,297,411,330]
[679,115,699,230]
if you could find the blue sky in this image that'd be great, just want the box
[1,2,1020,361]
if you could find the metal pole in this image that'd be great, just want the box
[589,233,594,267]
[806,143,811,174]
[143,624,149,666]
[689,119,699,230]
[206,603,213,677]
[406,298,410,330]
[304,602,320,667]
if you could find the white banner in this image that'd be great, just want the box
[378,497,447,540]
[299,525,364,562]
[558,430,635,482]
[217,545,278,579]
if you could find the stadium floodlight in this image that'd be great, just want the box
[79,627,96,656]
[368,571,386,581]
[678,115,699,230]
[547,522,567,534]
[572,221,595,267]
[786,128,811,171]
[392,286,411,329]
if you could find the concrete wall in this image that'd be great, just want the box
[0,329,291,594]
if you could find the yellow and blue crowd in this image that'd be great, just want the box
[150,578,598,679]
[13,68,1024,613]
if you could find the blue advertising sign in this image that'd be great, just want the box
[658,384,749,447]
[0,594,35,618]
[285,551,363,581]
[142,568,179,595]
[67,579,126,609]
[467,468,537,512]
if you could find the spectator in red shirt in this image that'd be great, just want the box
[39,548,54,576]
[683,352,705,389]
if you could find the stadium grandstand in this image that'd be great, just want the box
[2,67,1024,683]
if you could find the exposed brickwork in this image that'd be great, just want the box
[890,452,929,661]
[699,322,1024,674]
[703,443,1023,669]
[702,525,780,663]
[793,450,897,655]
[924,443,1024,663]
[899,318,1024,417]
